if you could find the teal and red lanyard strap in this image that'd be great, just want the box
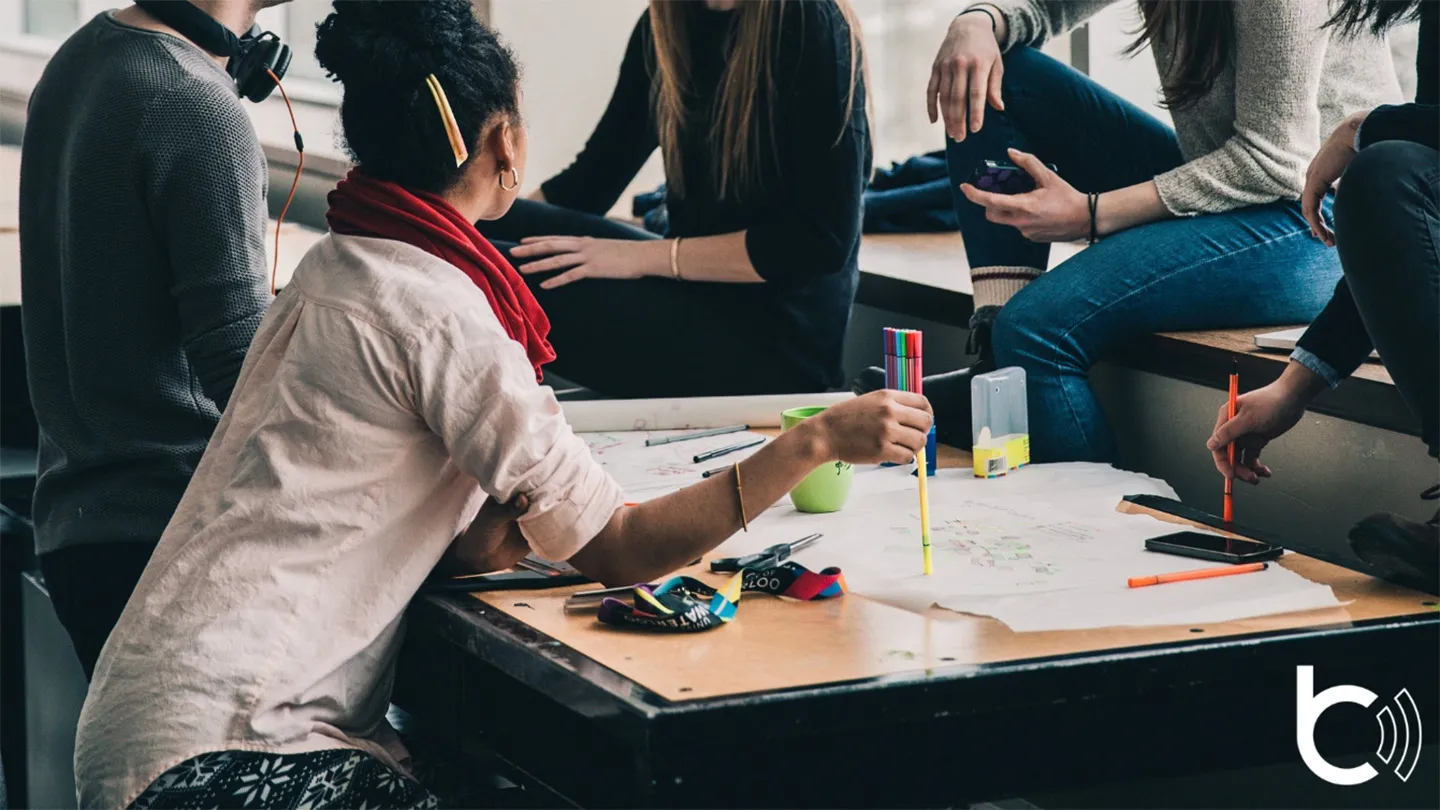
[595,561,847,632]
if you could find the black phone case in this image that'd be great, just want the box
[1123,494,1289,548]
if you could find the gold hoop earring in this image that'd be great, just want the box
[498,167,520,191]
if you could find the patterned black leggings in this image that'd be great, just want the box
[129,749,439,809]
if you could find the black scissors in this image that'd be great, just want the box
[710,533,821,573]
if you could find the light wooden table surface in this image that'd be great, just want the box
[473,445,1435,702]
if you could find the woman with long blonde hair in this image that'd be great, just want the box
[480,0,870,397]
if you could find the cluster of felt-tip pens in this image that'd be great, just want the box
[883,327,924,396]
[881,327,932,575]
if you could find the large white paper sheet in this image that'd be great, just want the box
[563,393,852,432]
[582,429,770,500]
[713,463,1341,630]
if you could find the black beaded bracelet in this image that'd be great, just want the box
[1087,191,1100,245]
[958,6,998,33]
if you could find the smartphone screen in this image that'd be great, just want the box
[1145,531,1284,564]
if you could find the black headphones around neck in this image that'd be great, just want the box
[135,0,292,102]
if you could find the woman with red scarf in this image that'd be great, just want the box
[74,3,930,808]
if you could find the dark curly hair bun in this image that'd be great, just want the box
[315,0,520,193]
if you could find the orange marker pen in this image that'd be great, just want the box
[1128,561,1267,589]
[1224,360,1238,524]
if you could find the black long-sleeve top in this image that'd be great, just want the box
[1358,0,1438,151]
[1294,2,1437,385]
[541,3,871,390]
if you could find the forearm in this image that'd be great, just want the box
[568,422,829,585]
[434,530,526,578]
[672,231,764,283]
[1095,180,1172,237]
[629,231,764,284]
[1275,359,1330,405]
[963,3,1009,44]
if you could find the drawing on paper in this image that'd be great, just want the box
[884,518,1061,577]
[582,433,627,455]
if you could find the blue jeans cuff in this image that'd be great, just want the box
[1290,347,1343,389]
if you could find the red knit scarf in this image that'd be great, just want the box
[326,170,556,381]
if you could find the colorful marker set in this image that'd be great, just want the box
[881,328,933,576]
[882,328,924,396]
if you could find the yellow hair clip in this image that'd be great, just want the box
[424,73,469,167]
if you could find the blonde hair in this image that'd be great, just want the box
[648,0,867,201]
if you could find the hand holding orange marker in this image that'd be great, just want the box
[1223,361,1238,524]
[1128,561,1267,589]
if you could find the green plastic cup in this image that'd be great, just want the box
[781,406,854,513]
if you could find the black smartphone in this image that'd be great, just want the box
[967,159,1059,194]
[1145,531,1284,564]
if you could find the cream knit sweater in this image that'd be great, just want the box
[980,0,1402,215]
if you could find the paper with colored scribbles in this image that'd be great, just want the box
[709,463,1342,632]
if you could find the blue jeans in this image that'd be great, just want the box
[947,48,1341,462]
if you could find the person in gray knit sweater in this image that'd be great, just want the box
[19,0,283,678]
[855,0,1401,463]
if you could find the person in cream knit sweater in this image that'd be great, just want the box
[854,0,1400,463]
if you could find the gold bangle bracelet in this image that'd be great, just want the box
[733,462,748,532]
[669,237,683,280]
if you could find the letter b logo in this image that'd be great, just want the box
[1296,665,1379,786]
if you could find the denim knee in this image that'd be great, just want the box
[991,290,1076,372]
[1337,141,1432,212]
[996,46,1071,108]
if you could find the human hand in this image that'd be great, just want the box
[959,149,1087,242]
[928,11,1004,141]
[446,494,531,575]
[1302,111,1366,247]
[808,390,934,466]
[1206,365,1324,484]
[512,236,668,289]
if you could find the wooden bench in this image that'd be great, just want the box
[855,233,1416,437]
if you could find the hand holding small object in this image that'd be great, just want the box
[958,149,1087,243]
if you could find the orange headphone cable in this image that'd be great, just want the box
[267,68,304,296]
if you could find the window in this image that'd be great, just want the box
[22,0,79,39]
[282,0,335,83]
[253,2,339,103]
